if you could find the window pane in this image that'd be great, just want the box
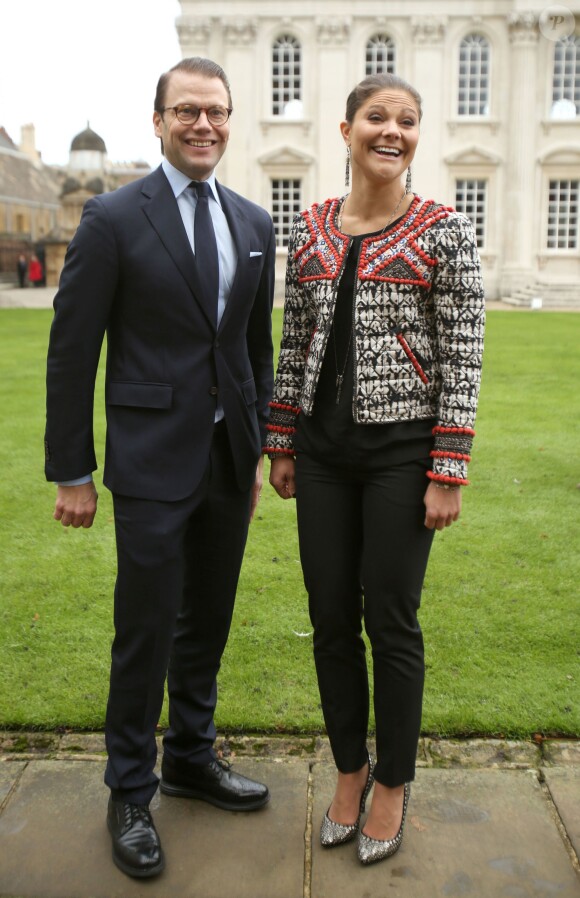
[546,179,580,249]
[551,36,580,116]
[455,179,487,248]
[271,179,302,247]
[272,35,302,116]
[458,34,490,116]
[365,34,396,75]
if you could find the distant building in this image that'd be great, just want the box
[43,124,150,285]
[176,0,580,306]
[0,126,61,280]
[0,123,150,286]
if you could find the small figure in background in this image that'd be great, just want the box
[17,254,27,287]
[28,254,43,287]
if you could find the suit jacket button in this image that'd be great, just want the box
[214,340,220,349]
[209,386,218,395]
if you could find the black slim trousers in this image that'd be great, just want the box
[295,452,435,788]
[105,422,252,805]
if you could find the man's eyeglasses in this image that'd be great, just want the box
[161,104,233,126]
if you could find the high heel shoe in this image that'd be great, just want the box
[320,751,376,848]
[357,782,410,865]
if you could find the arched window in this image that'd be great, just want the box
[458,34,490,116]
[551,35,580,118]
[272,35,302,117]
[365,34,396,76]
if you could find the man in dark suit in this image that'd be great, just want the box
[45,57,275,879]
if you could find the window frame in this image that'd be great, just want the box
[272,34,302,118]
[271,178,302,248]
[454,178,488,250]
[457,33,491,117]
[365,33,396,76]
[551,35,580,119]
[546,178,579,251]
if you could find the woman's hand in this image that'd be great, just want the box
[269,457,296,499]
[424,481,462,531]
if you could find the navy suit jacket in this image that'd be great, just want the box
[45,165,275,500]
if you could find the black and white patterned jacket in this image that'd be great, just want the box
[265,194,485,485]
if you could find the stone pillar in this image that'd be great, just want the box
[410,17,447,200]
[501,12,539,293]
[220,17,258,198]
[315,17,352,201]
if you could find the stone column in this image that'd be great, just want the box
[315,17,352,201]
[410,17,447,200]
[220,18,258,197]
[501,12,539,293]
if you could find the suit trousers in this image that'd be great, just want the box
[295,452,435,788]
[104,422,252,805]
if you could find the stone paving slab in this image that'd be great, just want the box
[0,758,308,898]
[544,768,580,863]
[311,765,580,898]
[0,762,25,806]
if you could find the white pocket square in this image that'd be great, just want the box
[249,251,263,257]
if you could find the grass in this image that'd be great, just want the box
[0,308,578,738]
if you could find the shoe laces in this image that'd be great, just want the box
[124,803,152,828]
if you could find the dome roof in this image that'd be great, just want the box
[70,123,106,153]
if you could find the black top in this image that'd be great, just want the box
[294,222,435,470]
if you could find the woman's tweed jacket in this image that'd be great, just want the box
[265,194,485,485]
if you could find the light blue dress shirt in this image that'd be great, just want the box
[58,159,237,487]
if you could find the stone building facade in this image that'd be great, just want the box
[176,0,580,305]
[0,126,61,278]
[0,124,150,286]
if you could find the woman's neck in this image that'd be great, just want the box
[339,180,413,236]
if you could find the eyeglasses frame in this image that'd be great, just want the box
[160,104,233,126]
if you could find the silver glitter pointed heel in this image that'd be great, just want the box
[357,782,410,865]
[320,751,376,848]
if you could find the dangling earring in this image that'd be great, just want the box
[405,165,412,194]
[345,146,351,188]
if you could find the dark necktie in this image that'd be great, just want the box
[191,180,219,321]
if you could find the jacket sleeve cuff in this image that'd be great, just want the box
[429,425,475,485]
[264,401,300,456]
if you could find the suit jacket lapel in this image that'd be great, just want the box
[140,167,217,330]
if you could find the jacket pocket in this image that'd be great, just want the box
[395,333,430,385]
[106,381,173,409]
[241,377,257,405]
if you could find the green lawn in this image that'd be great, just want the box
[0,308,578,737]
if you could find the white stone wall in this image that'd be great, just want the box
[176,0,580,301]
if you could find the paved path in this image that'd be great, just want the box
[0,734,579,897]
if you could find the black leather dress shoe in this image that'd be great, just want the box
[107,798,165,878]
[160,756,270,810]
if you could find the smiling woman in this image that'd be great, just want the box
[265,71,485,868]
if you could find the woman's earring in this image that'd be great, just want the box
[405,165,412,194]
[345,146,351,188]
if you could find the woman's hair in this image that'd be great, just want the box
[154,57,233,112]
[345,73,422,123]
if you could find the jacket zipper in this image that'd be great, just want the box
[351,240,363,423]
[315,238,352,397]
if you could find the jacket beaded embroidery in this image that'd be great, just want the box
[265,194,485,485]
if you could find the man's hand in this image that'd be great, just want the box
[424,481,461,531]
[269,457,296,499]
[250,456,265,521]
[54,482,99,529]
